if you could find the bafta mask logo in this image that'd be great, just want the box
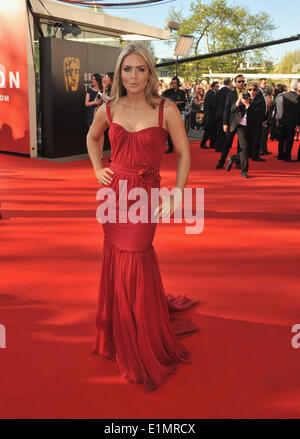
[63,57,80,92]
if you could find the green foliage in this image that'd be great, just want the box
[166,0,276,80]
[273,49,300,74]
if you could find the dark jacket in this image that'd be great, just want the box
[203,89,217,126]
[223,88,239,131]
[281,91,300,128]
[242,91,266,133]
[216,86,230,119]
[162,88,186,112]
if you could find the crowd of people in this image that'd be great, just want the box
[86,73,300,178]
[158,75,300,178]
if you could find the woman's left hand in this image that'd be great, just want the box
[154,189,182,221]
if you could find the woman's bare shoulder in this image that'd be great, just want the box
[97,102,108,114]
[162,98,181,116]
[94,102,108,122]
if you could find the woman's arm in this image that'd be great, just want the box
[154,100,191,220]
[164,101,191,193]
[85,91,94,107]
[86,104,113,184]
[85,90,102,108]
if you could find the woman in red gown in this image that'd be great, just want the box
[87,43,198,392]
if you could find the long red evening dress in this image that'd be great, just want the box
[92,98,199,392]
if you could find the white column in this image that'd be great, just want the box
[26,3,38,158]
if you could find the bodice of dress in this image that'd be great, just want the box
[106,98,168,169]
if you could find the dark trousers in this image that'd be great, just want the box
[278,124,295,160]
[219,130,235,164]
[251,124,262,159]
[201,121,217,148]
[270,118,280,141]
[216,116,226,151]
[221,124,259,171]
[230,126,251,172]
[259,125,269,154]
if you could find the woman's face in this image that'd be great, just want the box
[105,74,112,85]
[91,76,97,87]
[121,53,150,95]
[247,86,258,99]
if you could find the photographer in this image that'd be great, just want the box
[216,74,246,169]
[226,82,266,178]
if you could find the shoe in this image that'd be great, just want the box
[165,148,173,154]
[226,156,234,172]
[252,157,266,161]
[284,158,297,162]
[216,161,224,169]
[266,151,272,155]
[241,171,248,178]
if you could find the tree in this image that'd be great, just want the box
[273,49,300,74]
[166,0,276,80]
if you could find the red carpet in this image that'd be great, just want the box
[1,139,300,418]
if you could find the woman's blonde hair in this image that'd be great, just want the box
[110,43,160,108]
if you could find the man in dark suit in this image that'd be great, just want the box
[226,81,266,178]
[275,79,300,161]
[201,81,219,148]
[216,74,246,168]
[215,78,232,151]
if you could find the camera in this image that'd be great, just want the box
[96,92,102,100]
[243,92,250,100]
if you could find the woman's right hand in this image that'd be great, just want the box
[95,167,114,185]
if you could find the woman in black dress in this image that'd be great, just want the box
[85,73,103,156]
[85,73,103,127]
[101,72,114,162]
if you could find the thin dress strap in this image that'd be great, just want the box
[158,98,165,128]
[106,100,112,125]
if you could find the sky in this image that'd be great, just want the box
[98,0,300,64]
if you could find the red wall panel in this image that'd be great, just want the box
[0,0,30,155]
